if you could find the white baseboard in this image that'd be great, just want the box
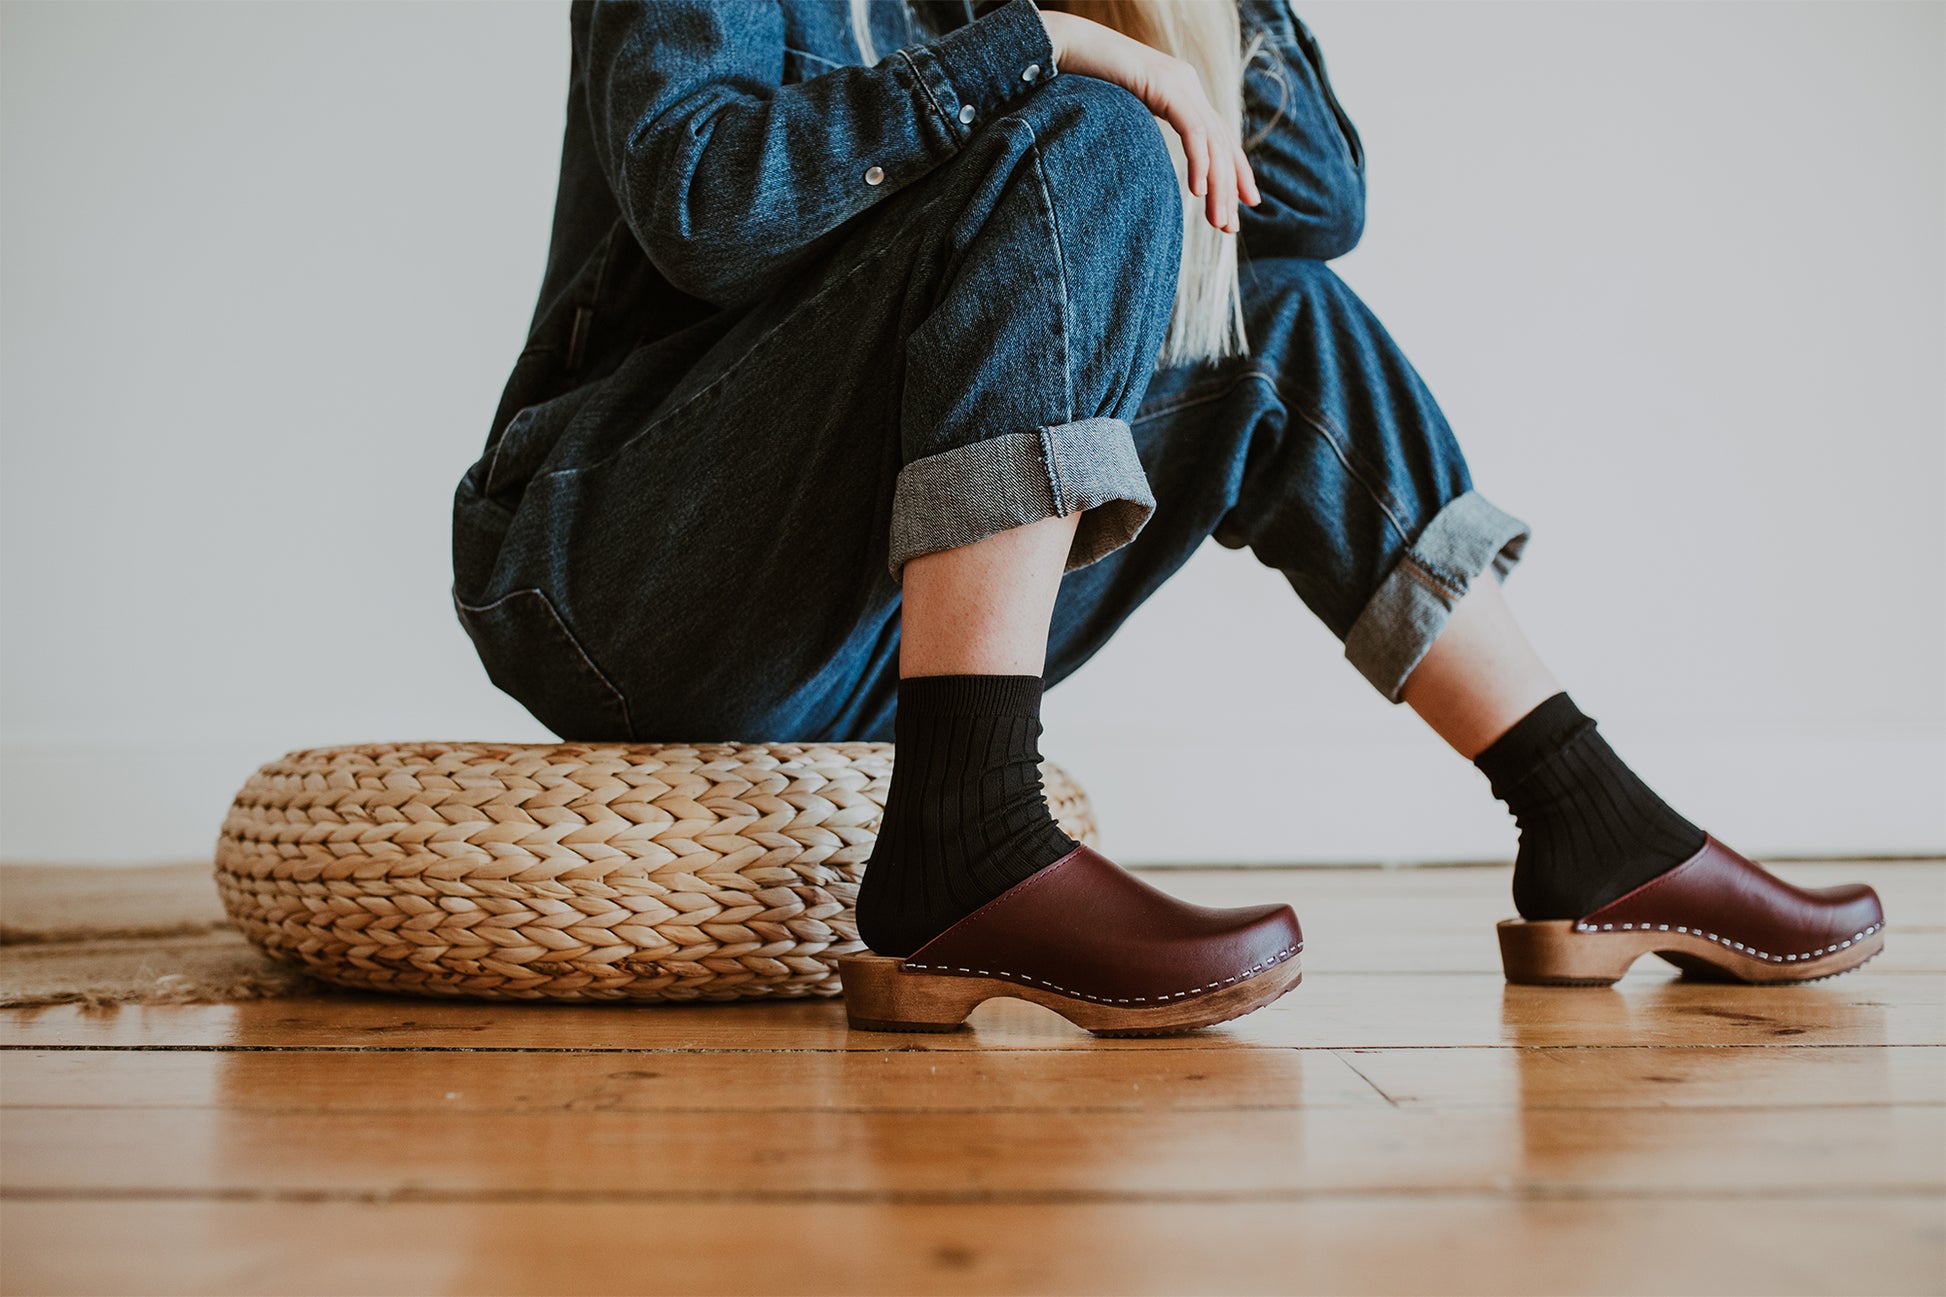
[2,736,1940,867]
[1058,734,1946,865]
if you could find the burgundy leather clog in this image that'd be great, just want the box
[1498,834,1885,986]
[837,843,1303,1036]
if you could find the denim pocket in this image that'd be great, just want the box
[451,586,634,741]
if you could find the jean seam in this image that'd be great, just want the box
[452,586,636,740]
[1243,369,1414,546]
[1397,557,1467,603]
[1018,120,1075,424]
[896,46,959,143]
[1340,490,1531,703]
[1131,373,1248,423]
[786,44,846,71]
[1039,425,1068,513]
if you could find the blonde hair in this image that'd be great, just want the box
[851,0,1292,367]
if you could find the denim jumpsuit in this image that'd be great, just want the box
[449,0,1532,743]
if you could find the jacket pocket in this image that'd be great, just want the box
[452,586,634,741]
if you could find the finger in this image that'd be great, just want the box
[1176,113,1210,200]
[1167,113,1214,226]
[1236,144,1261,206]
[1209,119,1238,230]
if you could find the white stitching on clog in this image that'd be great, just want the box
[1570,920,1884,963]
[901,942,1303,1005]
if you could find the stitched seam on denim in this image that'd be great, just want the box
[888,433,1067,574]
[1019,123,1075,424]
[1038,426,1068,513]
[1397,554,1468,603]
[895,47,957,141]
[1309,397,1414,536]
[1132,373,1251,424]
[452,587,634,739]
[1408,549,1474,593]
[483,406,534,498]
[785,45,846,70]
[1241,370,1414,546]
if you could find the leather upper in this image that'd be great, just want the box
[1576,834,1884,964]
[899,844,1303,1005]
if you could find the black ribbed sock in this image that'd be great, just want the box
[1474,691,1708,920]
[854,673,1079,957]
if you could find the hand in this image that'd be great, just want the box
[1036,9,1260,233]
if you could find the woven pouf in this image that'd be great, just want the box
[214,741,1097,1003]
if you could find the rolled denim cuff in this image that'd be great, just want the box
[1343,489,1532,703]
[887,416,1156,582]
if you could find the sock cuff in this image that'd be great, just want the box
[1473,691,1595,794]
[897,672,1045,717]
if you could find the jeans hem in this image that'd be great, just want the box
[1342,488,1532,703]
[887,415,1156,582]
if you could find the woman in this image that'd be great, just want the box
[450,0,1884,1035]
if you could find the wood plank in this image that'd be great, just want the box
[0,1046,1388,1112]
[5,1103,1939,1198]
[5,970,1936,1051]
[1344,1045,1946,1109]
[5,1198,1942,1297]
[8,1044,1937,1116]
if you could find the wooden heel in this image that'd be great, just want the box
[1497,919,1644,987]
[1498,917,1887,986]
[836,948,1304,1036]
[834,954,996,1032]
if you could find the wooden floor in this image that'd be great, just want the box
[3,861,1942,1296]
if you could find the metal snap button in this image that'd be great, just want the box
[1021,63,1040,82]
[863,165,885,186]
[958,103,976,124]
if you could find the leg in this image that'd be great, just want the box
[1036,253,1882,985]
[838,76,1185,959]
[1034,256,1718,915]
[1048,253,1695,922]
[900,512,1079,677]
[1400,575,1560,759]
[856,513,1087,956]
[1402,570,1711,922]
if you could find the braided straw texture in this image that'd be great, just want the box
[214,741,1096,1003]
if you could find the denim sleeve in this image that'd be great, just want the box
[1236,0,1367,263]
[574,0,1057,308]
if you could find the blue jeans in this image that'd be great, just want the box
[449,74,1529,744]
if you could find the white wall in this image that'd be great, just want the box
[3,1,1941,866]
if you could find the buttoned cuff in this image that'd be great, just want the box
[897,0,1056,145]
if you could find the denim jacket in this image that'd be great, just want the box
[481,0,1366,477]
